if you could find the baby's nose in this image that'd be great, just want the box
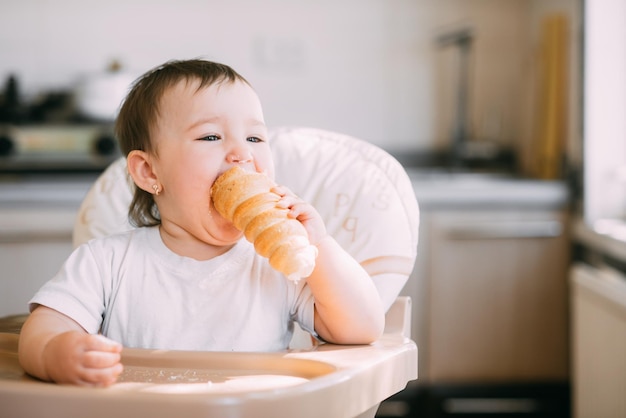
[226,152,253,164]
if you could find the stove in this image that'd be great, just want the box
[0,124,121,174]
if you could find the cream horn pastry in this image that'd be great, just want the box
[211,166,318,282]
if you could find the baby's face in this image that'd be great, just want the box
[149,78,273,248]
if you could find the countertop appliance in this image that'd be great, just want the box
[0,71,125,175]
[0,124,120,174]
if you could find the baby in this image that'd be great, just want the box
[18,59,385,387]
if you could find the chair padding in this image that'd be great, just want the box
[270,128,419,309]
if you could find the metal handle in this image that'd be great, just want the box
[445,220,563,240]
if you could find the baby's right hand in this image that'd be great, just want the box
[42,331,123,387]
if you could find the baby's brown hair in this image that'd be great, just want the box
[115,59,250,227]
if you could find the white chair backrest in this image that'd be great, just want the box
[73,127,419,311]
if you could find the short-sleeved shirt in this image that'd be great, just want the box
[30,226,315,352]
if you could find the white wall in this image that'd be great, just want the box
[0,0,578,156]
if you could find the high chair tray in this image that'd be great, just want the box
[0,328,416,418]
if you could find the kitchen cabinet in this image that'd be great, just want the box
[0,238,72,317]
[386,173,571,417]
[427,209,570,383]
[0,178,93,317]
[570,222,626,418]
[570,262,626,418]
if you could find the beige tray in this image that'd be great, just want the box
[0,297,417,418]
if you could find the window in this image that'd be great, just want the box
[584,0,626,225]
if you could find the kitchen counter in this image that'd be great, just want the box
[406,169,570,210]
[572,216,626,265]
[0,175,96,206]
[0,176,95,245]
[0,170,570,210]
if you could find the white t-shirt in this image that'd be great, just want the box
[30,226,316,352]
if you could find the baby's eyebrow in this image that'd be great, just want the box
[247,119,267,129]
[188,116,222,130]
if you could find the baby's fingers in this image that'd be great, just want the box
[271,187,299,209]
[270,185,289,197]
[83,349,122,369]
[78,363,124,387]
[79,334,124,386]
[285,201,309,219]
[87,334,123,353]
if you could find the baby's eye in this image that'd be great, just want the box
[198,135,220,141]
[247,136,264,143]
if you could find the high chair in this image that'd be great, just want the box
[0,127,419,418]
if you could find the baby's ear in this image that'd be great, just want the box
[126,150,159,194]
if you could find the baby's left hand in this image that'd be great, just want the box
[272,186,327,246]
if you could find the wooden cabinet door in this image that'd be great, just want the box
[427,210,570,383]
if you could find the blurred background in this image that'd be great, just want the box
[0,0,580,175]
[4,1,626,417]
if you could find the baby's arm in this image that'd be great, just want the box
[275,187,385,344]
[18,306,123,387]
[307,236,386,344]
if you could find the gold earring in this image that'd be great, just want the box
[152,184,160,196]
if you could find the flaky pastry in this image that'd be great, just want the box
[211,166,317,282]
